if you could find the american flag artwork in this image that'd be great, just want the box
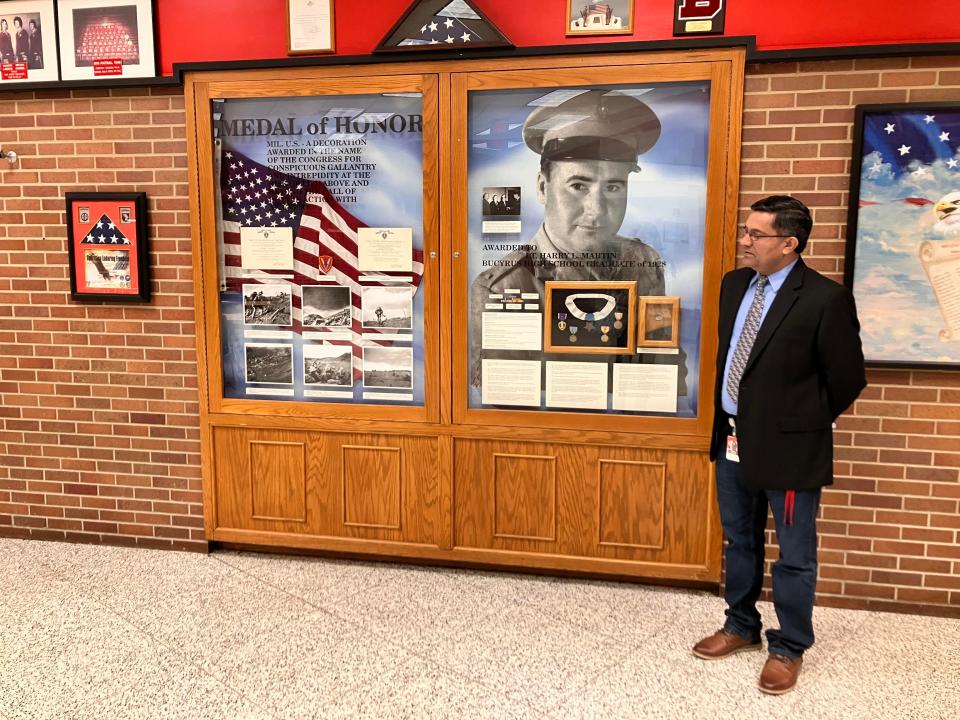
[394,0,491,46]
[859,110,960,208]
[81,214,131,244]
[219,147,424,381]
[850,106,960,366]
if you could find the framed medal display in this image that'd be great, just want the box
[638,296,681,348]
[543,281,636,354]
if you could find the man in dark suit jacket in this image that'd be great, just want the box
[692,196,866,695]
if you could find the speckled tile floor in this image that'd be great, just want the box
[1,538,958,720]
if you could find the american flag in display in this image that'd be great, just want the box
[81,214,130,244]
[398,0,487,46]
[219,148,424,378]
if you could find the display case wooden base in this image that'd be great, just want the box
[187,47,745,585]
[204,421,720,582]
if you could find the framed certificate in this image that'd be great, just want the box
[286,0,335,55]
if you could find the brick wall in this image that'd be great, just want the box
[743,56,960,615]
[1,57,958,612]
[0,88,204,551]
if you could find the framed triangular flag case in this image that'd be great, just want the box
[374,0,512,53]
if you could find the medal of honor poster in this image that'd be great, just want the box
[66,192,150,302]
[214,94,427,406]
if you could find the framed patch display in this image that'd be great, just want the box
[65,191,150,302]
[845,103,960,368]
[566,0,633,36]
[638,296,680,348]
[56,0,156,80]
[543,281,636,354]
[0,0,58,83]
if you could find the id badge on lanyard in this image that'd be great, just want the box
[725,417,739,463]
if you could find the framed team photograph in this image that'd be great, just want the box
[0,0,58,83]
[302,284,352,327]
[361,286,413,329]
[566,1,633,36]
[56,0,156,80]
[543,280,637,355]
[286,0,334,55]
[846,102,960,369]
[638,296,680,348]
[362,346,413,389]
[303,343,353,387]
[65,191,150,302]
[242,284,292,327]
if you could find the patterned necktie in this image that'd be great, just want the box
[726,275,769,405]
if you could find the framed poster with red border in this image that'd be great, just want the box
[66,191,150,302]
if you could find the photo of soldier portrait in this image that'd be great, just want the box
[469,87,700,407]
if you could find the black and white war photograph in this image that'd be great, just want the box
[303,344,353,387]
[482,187,521,216]
[243,284,292,326]
[302,285,352,327]
[362,346,413,389]
[244,343,294,384]
[361,286,413,329]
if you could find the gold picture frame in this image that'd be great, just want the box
[566,1,634,37]
[638,296,681,348]
[543,280,637,355]
[286,0,335,55]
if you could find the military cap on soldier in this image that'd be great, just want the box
[522,89,661,169]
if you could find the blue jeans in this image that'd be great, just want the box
[715,451,822,658]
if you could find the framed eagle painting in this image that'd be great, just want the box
[845,103,960,368]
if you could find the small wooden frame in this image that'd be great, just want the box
[543,280,636,355]
[66,191,150,302]
[286,0,335,55]
[566,1,634,37]
[638,296,680,348]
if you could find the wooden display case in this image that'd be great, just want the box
[185,47,744,584]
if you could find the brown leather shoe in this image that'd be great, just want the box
[759,653,803,694]
[692,628,762,660]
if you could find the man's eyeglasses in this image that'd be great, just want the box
[737,225,791,241]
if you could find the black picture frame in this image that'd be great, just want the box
[845,102,960,369]
[66,191,150,302]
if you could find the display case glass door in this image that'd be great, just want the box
[193,75,440,423]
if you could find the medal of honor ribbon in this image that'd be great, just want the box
[564,293,616,322]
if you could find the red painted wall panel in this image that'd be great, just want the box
[157,0,960,76]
